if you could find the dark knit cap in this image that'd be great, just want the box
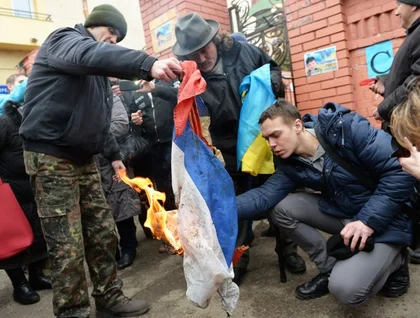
[398,0,420,6]
[84,4,127,42]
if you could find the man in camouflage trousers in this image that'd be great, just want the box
[19,4,181,318]
[24,153,120,315]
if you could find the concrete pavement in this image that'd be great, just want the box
[1,220,419,318]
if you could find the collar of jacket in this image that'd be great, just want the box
[407,16,420,34]
[221,40,241,67]
[75,23,96,41]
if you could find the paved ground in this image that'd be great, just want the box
[1,220,419,318]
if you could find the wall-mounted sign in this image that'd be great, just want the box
[304,46,338,77]
[365,41,394,78]
[150,8,177,54]
[0,85,8,95]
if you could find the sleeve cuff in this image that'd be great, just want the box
[139,56,157,81]
[109,151,122,162]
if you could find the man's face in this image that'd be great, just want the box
[90,26,119,44]
[7,75,27,93]
[307,60,316,71]
[395,2,417,29]
[186,41,218,73]
[261,116,300,159]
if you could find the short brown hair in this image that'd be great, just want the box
[391,78,420,148]
[259,99,301,125]
[6,73,21,85]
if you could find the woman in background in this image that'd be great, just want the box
[0,100,51,305]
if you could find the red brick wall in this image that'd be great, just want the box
[345,0,405,126]
[139,0,231,59]
[285,0,405,126]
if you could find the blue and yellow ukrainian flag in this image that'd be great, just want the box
[237,64,276,176]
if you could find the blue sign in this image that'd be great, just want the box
[0,85,8,95]
[365,41,394,78]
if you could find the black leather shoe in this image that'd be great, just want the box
[382,249,410,298]
[29,274,52,291]
[295,271,330,300]
[409,248,420,264]
[13,282,40,305]
[233,268,247,286]
[117,253,136,270]
[285,253,306,273]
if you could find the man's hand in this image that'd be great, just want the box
[369,77,385,95]
[340,220,374,252]
[111,160,126,182]
[137,80,155,93]
[372,109,383,121]
[150,58,182,82]
[131,110,143,126]
[112,84,123,96]
[398,137,420,179]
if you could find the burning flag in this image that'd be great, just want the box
[172,61,240,314]
[118,172,182,254]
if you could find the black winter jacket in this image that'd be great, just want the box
[378,17,420,122]
[20,24,157,164]
[237,103,415,246]
[0,102,48,269]
[200,40,283,172]
[0,102,33,204]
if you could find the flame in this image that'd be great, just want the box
[118,170,183,254]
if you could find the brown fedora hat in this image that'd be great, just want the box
[172,13,220,56]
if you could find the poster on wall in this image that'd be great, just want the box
[304,46,338,77]
[0,85,8,95]
[150,8,177,53]
[365,41,394,79]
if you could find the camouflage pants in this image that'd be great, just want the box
[24,151,122,318]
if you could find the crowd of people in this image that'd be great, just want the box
[1,1,420,317]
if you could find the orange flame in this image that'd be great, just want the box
[118,170,183,254]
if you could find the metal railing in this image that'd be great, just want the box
[0,7,51,21]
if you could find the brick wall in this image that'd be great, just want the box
[285,0,405,126]
[345,0,405,125]
[139,0,231,59]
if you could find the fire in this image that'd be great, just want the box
[118,170,183,254]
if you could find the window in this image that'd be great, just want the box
[13,0,34,18]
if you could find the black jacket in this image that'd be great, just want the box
[0,102,33,204]
[122,80,178,145]
[0,102,48,269]
[20,24,157,164]
[200,40,284,172]
[378,17,420,122]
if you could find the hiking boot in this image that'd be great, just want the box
[96,291,149,317]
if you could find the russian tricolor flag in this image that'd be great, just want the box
[171,62,240,314]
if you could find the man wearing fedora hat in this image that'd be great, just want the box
[19,4,181,317]
[173,13,306,284]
